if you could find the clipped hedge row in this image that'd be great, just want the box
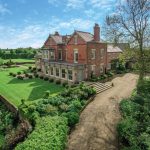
[15,116,68,150]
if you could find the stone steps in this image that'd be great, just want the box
[85,82,112,94]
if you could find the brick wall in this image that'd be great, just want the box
[86,42,107,78]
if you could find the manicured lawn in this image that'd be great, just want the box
[4,59,35,63]
[0,67,64,106]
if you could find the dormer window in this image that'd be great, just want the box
[74,35,78,45]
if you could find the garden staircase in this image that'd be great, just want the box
[85,82,112,94]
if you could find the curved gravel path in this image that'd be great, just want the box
[67,73,138,150]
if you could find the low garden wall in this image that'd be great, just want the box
[0,95,32,149]
[0,95,18,116]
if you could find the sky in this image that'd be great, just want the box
[0,0,121,48]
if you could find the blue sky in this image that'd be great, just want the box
[0,0,120,48]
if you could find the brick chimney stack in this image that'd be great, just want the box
[94,23,100,41]
[54,31,59,36]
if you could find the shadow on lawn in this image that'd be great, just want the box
[8,78,63,101]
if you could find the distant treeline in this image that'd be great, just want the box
[0,47,40,59]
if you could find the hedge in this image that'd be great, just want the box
[15,116,68,150]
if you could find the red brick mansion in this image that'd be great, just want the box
[35,24,125,83]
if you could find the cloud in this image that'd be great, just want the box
[0,17,95,49]
[48,0,60,6]
[0,3,12,15]
[65,0,86,10]
[89,0,114,10]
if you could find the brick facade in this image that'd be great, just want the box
[35,24,124,83]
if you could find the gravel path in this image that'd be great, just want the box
[67,73,138,150]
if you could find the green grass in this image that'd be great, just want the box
[4,59,35,63]
[0,67,64,106]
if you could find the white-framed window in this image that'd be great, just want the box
[43,50,49,59]
[91,49,96,59]
[58,49,62,60]
[100,64,104,73]
[68,70,73,80]
[50,67,54,76]
[74,35,78,45]
[45,65,49,75]
[91,65,96,75]
[50,51,55,60]
[61,69,66,78]
[74,49,78,63]
[100,49,104,59]
[56,68,60,77]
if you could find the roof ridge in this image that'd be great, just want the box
[76,30,93,35]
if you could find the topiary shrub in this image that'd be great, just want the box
[44,77,49,81]
[28,75,33,79]
[49,78,54,83]
[25,73,29,77]
[23,70,27,74]
[56,80,61,85]
[37,68,41,72]
[9,72,13,76]
[13,73,16,77]
[34,74,39,78]
[28,66,32,70]
[39,76,44,79]
[17,76,24,80]
[17,72,21,75]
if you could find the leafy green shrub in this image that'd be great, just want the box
[39,75,44,79]
[32,67,36,71]
[43,90,50,99]
[62,112,79,127]
[49,78,54,82]
[23,70,26,74]
[9,72,13,76]
[28,66,32,70]
[68,100,82,113]
[15,116,68,150]
[56,80,61,84]
[62,82,68,87]
[28,75,33,79]
[119,99,140,118]
[12,73,16,77]
[44,77,49,81]
[34,74,39,78]
[17,72,21,75]
[71,84,77,88]
[25,73,29,77]
[37,68,41,72]
[117,117,139,148]
[17,76,24,80]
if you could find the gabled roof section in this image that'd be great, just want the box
[76,31,94,42]
[51,35,63,44]
[107,44,123,53]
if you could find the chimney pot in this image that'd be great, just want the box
[55,31,59,36]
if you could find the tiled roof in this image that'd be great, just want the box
[51,35,63,44]
[107,44,123,53]
[76,31,94,42]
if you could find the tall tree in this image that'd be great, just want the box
[105,0,150,80]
